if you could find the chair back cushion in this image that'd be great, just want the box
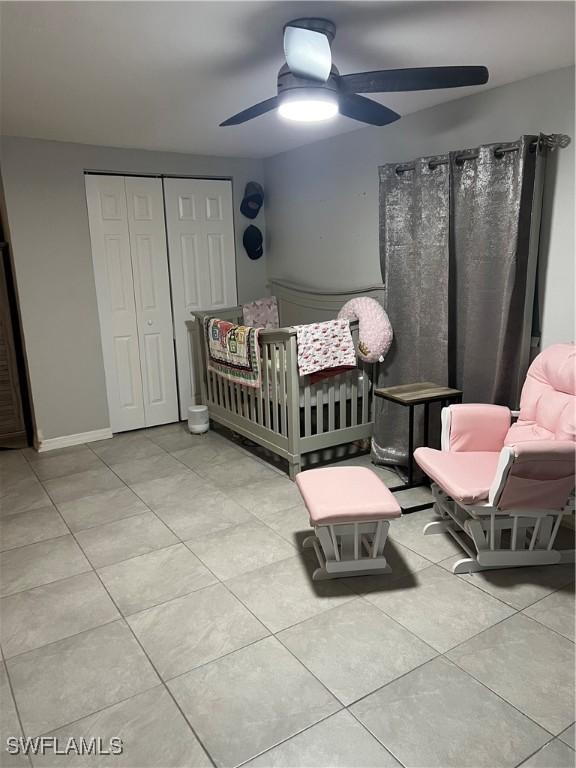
[505,343,576,445]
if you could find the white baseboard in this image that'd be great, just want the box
[36,428,113,453]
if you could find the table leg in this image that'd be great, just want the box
[407,404,414,487]
[423,402,430,447]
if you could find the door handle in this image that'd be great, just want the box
[147,320,153,326]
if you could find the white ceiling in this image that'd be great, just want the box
[1,1,574,159]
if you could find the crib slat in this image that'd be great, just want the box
[226,379,235,413]
[328,386,335,431]
[279,344,287,436]
[206,363,213,404]
[256,351,264,425]
[351,375,358,426]
[361,368,370,424]
[217,375,225,409]
[339,381,347,429]
[271,345,280,433]
[262,344,271,428]
[304,384,312,437]
[241,385,249,419]
[227,380,233,413]
[316,388,323,434]
[237,383,245,418]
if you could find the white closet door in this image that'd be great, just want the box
[125,177,179,427]
[85,175,145,432]
[164,178,237,415]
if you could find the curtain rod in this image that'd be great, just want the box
[394,133,571,174]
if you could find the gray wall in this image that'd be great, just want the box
[264,66,575,351]
[0,137,266,442]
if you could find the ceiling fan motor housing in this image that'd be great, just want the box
[277,63,340,99]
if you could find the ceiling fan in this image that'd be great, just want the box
[220,18,489,127]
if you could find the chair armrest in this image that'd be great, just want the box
[441,404,511,452]
[489,441,576,510]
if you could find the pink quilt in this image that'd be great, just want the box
[295,319,356,377]
[242,296,279,329]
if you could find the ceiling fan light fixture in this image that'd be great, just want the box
[278,89,338,122]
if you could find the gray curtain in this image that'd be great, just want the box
[372,156,450,466]
[451,136,543,404]
[372,135,545,467]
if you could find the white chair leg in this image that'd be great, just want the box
[423,520,451,535]
[452,557,485,574]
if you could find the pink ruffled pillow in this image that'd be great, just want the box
[338,297,393,363]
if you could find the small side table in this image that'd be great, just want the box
[374,382,463,513]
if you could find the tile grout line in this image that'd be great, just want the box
[6,439,575,767]
[59,450,224,767]
[440,653,560,740]
[519,607,575,645]
[79,436,306,764]
[28,682,163,740]
[101,445,370,763]
[0,643,34,767]
[21,441,220,767]
[346,706,408,768]
[54,537,219,767]
[511,733,573,768]
[2,616,123,662]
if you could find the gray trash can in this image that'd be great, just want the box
[187,405,209,434]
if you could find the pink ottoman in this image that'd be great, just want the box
[296,466,401,580]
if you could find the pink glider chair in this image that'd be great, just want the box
[414,343,576,574]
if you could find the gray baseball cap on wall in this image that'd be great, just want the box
[240,182,264,219]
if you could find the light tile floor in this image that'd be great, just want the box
[0,423,574,768]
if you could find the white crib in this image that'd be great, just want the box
[187,280,385,479]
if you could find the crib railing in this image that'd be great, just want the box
[187,309,374,478]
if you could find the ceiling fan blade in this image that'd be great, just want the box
[339,66,489,94]
[284,25,332,82]
[220,97,278,126]
[338,94,401,126]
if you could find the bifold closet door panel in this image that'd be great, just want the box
[125,177,179,427]
[164,178,237,415]
[85,175,146,432]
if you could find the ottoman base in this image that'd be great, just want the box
[303,519,392,581]
[296,467,401,581]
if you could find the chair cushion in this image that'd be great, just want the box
[295,467,401,524]
[508,343,576,444]
[414,448,500,505]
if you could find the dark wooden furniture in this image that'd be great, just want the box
[374,382,463,513]
[0,242,28,448]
